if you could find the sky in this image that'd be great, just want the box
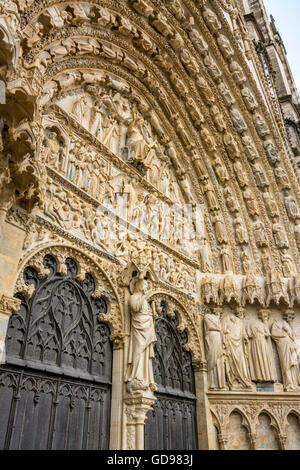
[263,0,300,92]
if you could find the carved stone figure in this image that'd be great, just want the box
[223,312,252,390]
[199,237,213,272]
[294,218,300,249]
[253,113,269,137]
[219,244,231,273]
[229,61,247,86]
[247,318,275,383]
[241,246,252,274]
[202,7,222,34]
[253,216,268,247]
[212,213,228,244]
[186,18,209,55]
[223,132,240,159]
[234,217,249,245]
[224,187,239,213]
[241,87,258,112]
[271,317,300,391]
[274,163,291,190]
[262,188,279,219]
[203,54,222,81]
[284,194,299,220]
[242,135,259,162]
[197,78,215,106]
[217,34,234,60]
[218,81,236,107]
[72,95,92,129]
[211,105,226,133]
[263,140,281,166]
[204,310,227,390]
[125,278,157,394]
[252,162,270,189]
[243,188,259,217]
[213,157,229,185]
[281,250,296,278]
[234,160,249,188]
[230,109,248,134]
[200,127,217,152]
[272,218,289,249]
[202,179,219,211]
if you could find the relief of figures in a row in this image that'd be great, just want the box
[204,308,300,393]
[46,91,188,203]
[35,180,198,295]
[41,170,203,260]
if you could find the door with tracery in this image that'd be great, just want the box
[0,255,112,450]
[144,301,198,450]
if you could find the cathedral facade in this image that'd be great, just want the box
[0,0,300,450]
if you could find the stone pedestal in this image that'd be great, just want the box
[124,394,156,450]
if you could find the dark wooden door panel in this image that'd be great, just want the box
[0,255,112,450]
[145,302,198,450]
[0,367,111,450]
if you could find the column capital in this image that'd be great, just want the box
[0,294,21,317]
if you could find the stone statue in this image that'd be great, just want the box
[202,7,221,34]
[253,216,268,247]
[204,310,227,390]
[274,163,291,190]
[247,317,275,383]
[217,34,234,60]
[241,87,258,112]
[272,218,289,249]
[263,140,280,166]
[242,135,259,162]
[230,109,248,134]
[271,316,300,392]
[125,278,157,394]
[253,113,269,137]
[229,61,247,86]
[223,311,252,390]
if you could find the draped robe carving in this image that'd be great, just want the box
[204,312,226,390]
[125,279,157,394]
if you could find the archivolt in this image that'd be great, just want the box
[16,0,300,277]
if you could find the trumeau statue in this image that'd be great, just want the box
[125,277,157,395]
[204,310,227,390]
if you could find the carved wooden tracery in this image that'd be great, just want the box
[145,299,198,450]
[0,254,113,450]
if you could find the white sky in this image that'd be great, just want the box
[263,0,300,92]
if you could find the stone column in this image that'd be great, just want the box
[0,218,26,297]
[194,360,216,450]
[109,334,126,450]
[0,294,21,364]
[124,395,156,450]
[248,432,258,450]
[278,434,287,450]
